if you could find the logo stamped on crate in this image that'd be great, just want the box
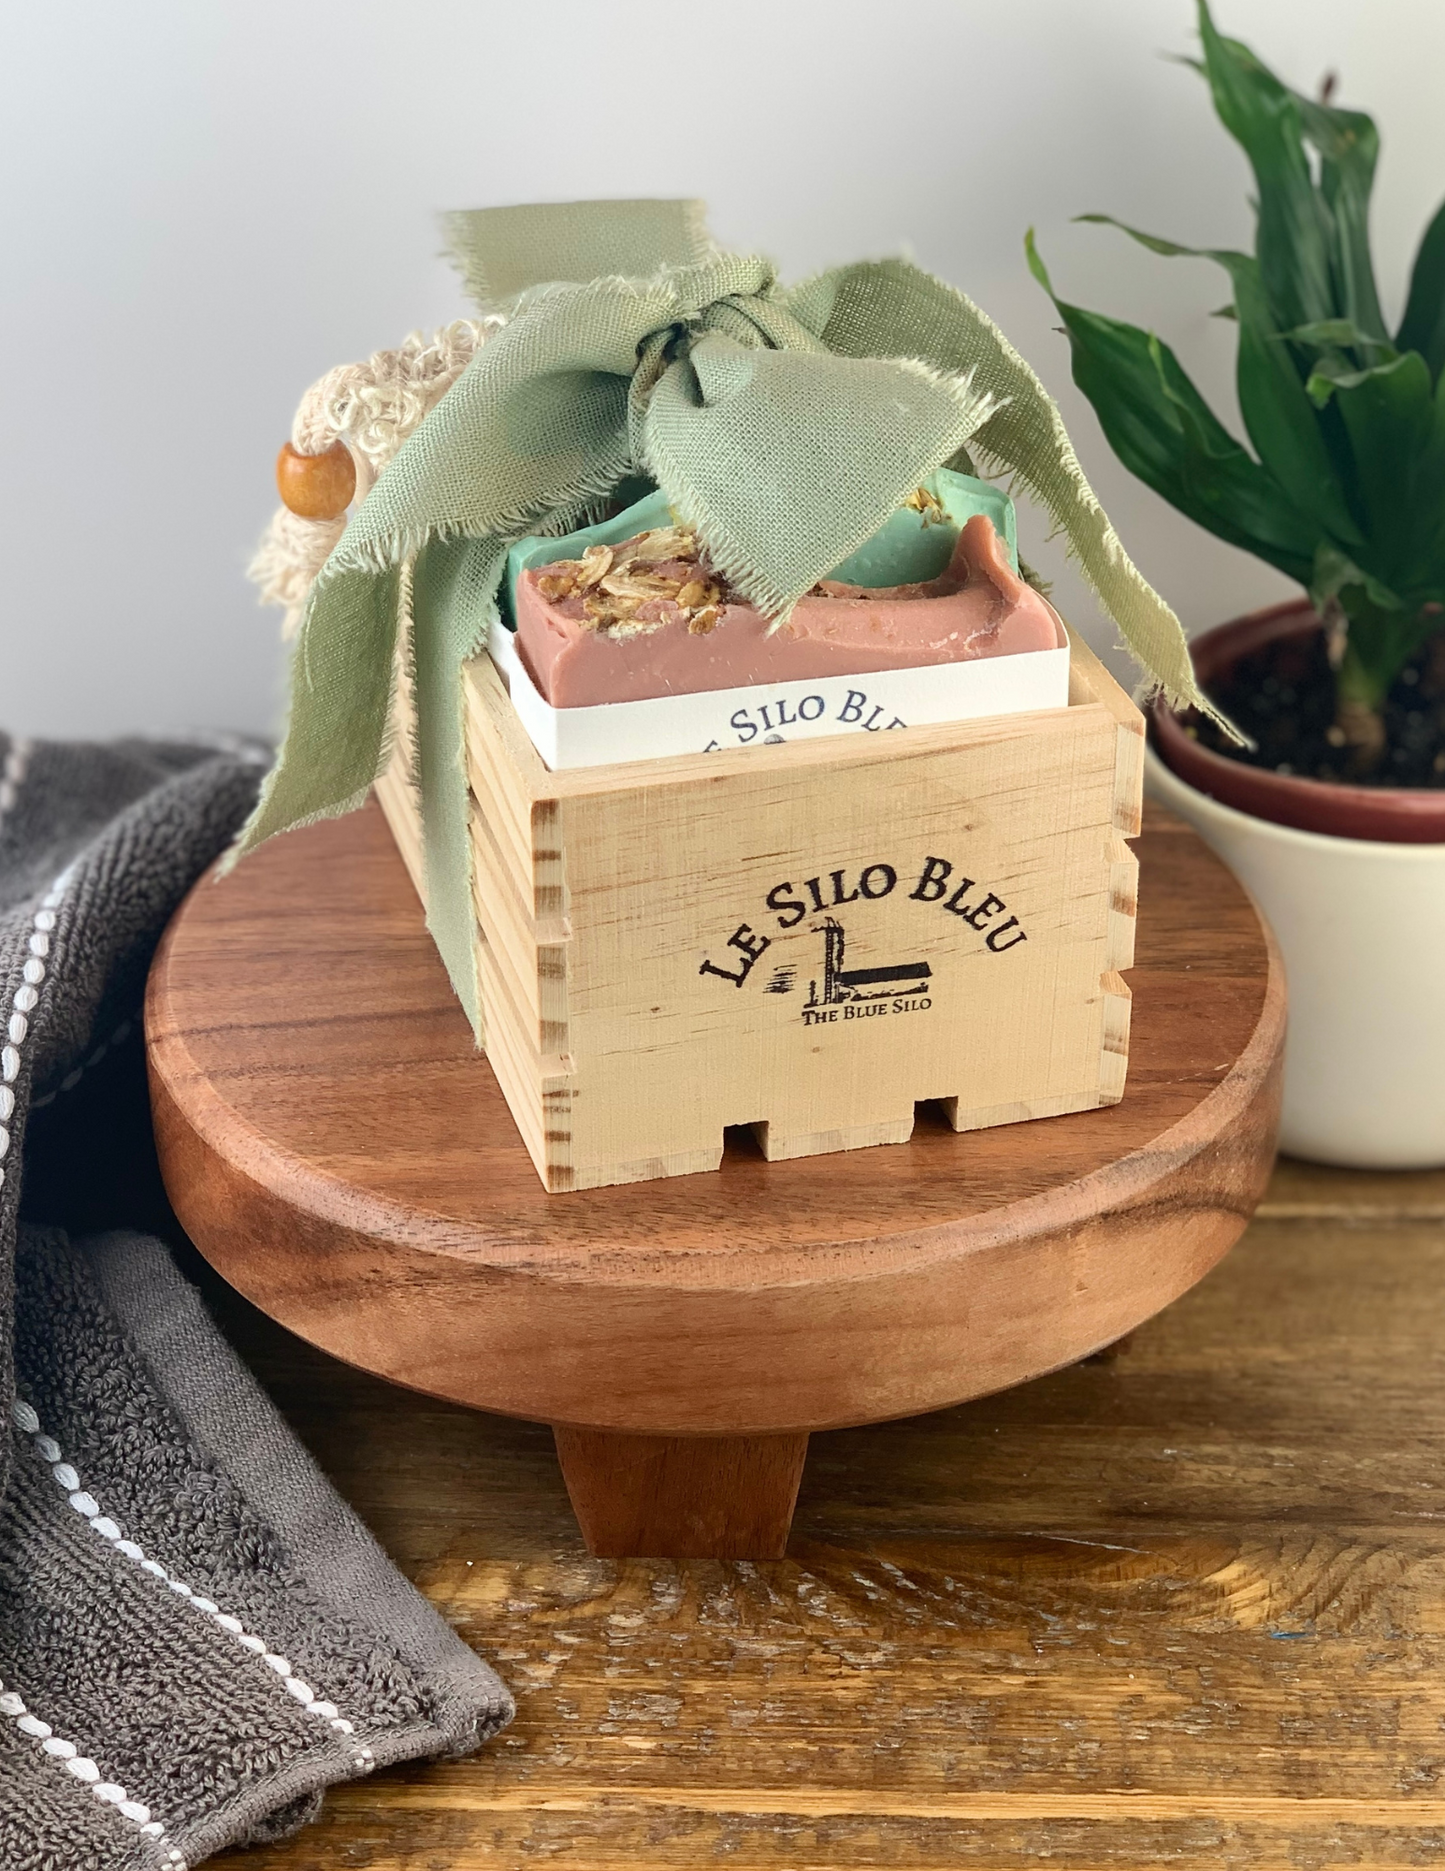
[796,917,933,1022]
[697,855,1028,1022]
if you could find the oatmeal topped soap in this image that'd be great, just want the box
[513,503,1064,708]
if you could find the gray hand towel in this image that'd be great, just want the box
[0,731,511,1870]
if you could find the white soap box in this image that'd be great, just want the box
[487,622,1072,772]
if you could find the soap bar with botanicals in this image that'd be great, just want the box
[507,473,1064,708]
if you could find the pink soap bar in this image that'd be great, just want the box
[513,514,1064,707]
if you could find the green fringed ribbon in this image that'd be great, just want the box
[234,198,1217,1041]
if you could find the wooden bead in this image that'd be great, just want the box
[276,440,355,521]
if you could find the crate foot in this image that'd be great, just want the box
[552,1426,809,1559]
[752,1114,914,1162]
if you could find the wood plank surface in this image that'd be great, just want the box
[208,1155,1445,1870]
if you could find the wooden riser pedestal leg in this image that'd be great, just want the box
[552,1427,809,1559]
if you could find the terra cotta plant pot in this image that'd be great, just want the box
[1147,599,1445,1168]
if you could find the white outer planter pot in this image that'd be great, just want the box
[1146,746,1445,1169]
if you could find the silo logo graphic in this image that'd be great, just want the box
[804,918,931,1009]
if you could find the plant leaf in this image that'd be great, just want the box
[1229,257,1372,545]
[1312,540,1402,615]
[1195,0,1335,333]
[1076,214,1364,548]
[1397,196,1445,381]
[1277,318,1396,356]
[1073,215,1246,266]
[1029,233,1317,583]
[1194,6,1389,356]
[1305,352,1409,402]
[1340,353,1445,593]
[1294,91,1387,343]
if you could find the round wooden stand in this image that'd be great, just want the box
[146,799,1283,1560]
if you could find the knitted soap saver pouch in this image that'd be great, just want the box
[249,316,503,638]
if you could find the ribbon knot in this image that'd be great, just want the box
[234,198,1217,1040]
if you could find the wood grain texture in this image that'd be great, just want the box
[204,1162,1445,1870]
[552,1428,808,1559]
[374,631,1144,1191]
[146,803,1282,1440]
[1260,1156,1445,1219]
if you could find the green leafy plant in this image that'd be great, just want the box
[1028,0,1445,761]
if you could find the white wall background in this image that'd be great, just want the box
[3,0,1443,738]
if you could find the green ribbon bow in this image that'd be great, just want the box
[235,198,1214,1040]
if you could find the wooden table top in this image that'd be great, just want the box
[207,1155,1445,1870]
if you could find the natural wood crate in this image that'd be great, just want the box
[376,631,1143,1193]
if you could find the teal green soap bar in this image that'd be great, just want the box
[826,471,1017,585]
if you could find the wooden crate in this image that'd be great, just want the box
[376,631,1143,1193]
